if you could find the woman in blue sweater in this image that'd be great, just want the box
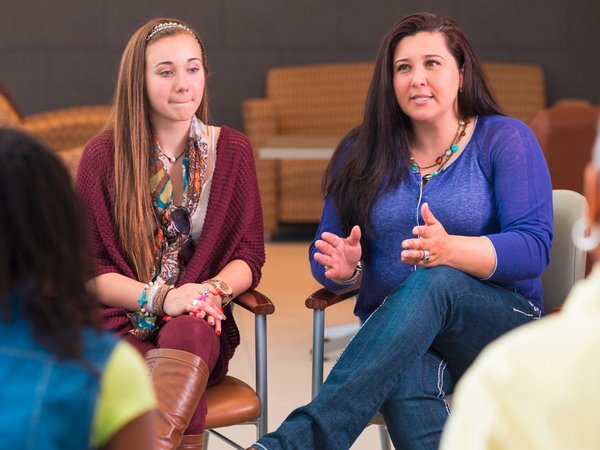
[254,12,553,450]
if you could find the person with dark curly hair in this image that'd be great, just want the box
[0,128,156,450]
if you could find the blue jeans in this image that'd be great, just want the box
[255,266,540,450]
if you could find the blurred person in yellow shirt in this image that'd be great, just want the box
[440,121,600,450]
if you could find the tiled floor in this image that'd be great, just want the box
[206,241,388,449]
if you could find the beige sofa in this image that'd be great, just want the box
[0,83,110,152]
[243,61,546,235]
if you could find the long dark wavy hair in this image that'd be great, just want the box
[0,128,100,359]
[324,12,503,246]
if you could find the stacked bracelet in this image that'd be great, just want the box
[137,281,162,317]
[146,283,161,314]
[151,285,174,316]
[129,282,160,341]
[136,282,174,317]
[337,261,362,286]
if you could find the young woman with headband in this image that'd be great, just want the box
[77,18,264,450]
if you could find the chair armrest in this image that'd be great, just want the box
[307,283,360,398]
[234,288,272,436]
[234,289,275,315]
[305,285,359,310]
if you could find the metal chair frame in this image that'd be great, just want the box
[204,290,274,449]
[306,285,391,450]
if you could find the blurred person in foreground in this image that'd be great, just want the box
[0,128,156,450]
[440,119,600,450]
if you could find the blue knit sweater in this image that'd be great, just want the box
[310,115,553,321]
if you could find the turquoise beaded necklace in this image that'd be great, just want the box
[410,118,469,184]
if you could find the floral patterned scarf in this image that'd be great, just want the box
[150,116,209,285]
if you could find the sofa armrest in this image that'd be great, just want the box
[482,62,546,123]
[242,98,280,235]
[242,98,278,154]
[24,104,111,151]
[0,92,23,127]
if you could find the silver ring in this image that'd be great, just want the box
[324,265,329,272]
[422,249,430,262]
[192,299,200,306]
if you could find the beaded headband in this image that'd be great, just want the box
[147,22,194,41]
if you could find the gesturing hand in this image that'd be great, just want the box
[401,203,451,267]
[313,225,362,282]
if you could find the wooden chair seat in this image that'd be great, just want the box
[205,376,261,429]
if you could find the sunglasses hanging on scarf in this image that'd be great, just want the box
[170,206,196,266]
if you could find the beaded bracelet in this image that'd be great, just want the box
[337,261,362,286]
[137,283,150,314]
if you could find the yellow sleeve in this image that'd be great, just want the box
[90,341,157,448]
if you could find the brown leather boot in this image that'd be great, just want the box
[177,434,204,449]
[146,348,209,450]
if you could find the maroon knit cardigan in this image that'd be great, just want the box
[75,126,265,381]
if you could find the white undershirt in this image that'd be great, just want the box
[190,125,217,242]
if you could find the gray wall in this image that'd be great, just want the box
[1,0,598,131]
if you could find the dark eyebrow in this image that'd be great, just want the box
[154,57,202,68]
[394,53,446,65]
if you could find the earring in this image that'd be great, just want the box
[572,217,600,252]
[459,88,463,93]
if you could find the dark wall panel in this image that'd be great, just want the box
[1,0,598,131]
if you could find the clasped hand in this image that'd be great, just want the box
[162,283,226,335]
[401,203,451,266]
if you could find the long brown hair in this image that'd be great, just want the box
[324,12,503,241]
[109,18,208,280]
